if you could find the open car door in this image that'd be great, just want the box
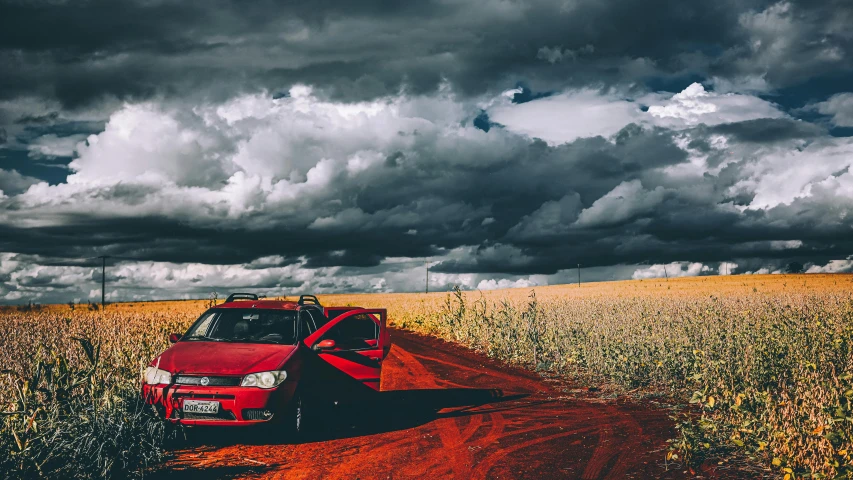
[303,308,389,391]
[324,306,357,319]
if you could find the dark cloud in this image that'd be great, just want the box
[0,168,40,194]
[3,0,850,110]
[2,110,848,283]
[713,0,853,89]
[708,118,824,143]
[2,0,853,303]
[15,112,60,125]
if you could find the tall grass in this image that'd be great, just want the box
[0,310,193,478]
[412,283,853,479]
[2,274,852,478]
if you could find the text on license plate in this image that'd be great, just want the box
[183,400,219,414]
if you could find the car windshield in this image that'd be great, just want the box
[183,309,298,344]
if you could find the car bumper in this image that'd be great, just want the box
[142,381,297,426]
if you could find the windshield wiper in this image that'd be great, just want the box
[227,337,288,344]
[184,335,225,342]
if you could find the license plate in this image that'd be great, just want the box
[183,400,219,414]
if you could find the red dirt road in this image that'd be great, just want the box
[161,329,707,479]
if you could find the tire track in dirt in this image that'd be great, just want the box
[159,328,736,479]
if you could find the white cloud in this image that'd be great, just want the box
[575,180,665,228]
[646,82,784,128]
[0,251,551,303]
[488,82,784,147]
[488,89,644,145]
[631,262,709,280]
[812,93,853,127]
[423,271,478,290]
[4,291,23,301]
[808,169,853,204]
[476,277,539,290]
[3,85,515,230]
[64,84,467,192]
[770,240,803,250]
[27,134,87,159]
[246,255,289,268]
[745,268,769,274]
[806,258,853,273]
[70,103,232,187]
[736,138,853,209]
[718,262,738,275]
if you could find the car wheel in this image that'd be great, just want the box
[288,390,306,439]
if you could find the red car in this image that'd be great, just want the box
[142,293,390,434]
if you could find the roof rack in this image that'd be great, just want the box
[297,294,321,306]
[224,293,259,303]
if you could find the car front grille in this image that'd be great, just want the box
[174,375,242,387]
[180,410,237,421]
[173,393,235,400]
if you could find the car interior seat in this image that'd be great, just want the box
[233,320,249,338]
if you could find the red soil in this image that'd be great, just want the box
[158,328,740,479]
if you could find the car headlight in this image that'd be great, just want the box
[143,366,172,385]
[241,370,287,389]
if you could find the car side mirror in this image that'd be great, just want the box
[168,333,181,344]
[313,339,336,351]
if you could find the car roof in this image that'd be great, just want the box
[215,300,302,310]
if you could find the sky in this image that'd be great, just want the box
[1,0,853,304]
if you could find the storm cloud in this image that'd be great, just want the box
[1,0,852,303]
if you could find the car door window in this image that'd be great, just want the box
[299,310,316,339]
[319,314,379,351]
[185,311,216,337]
[308,309,328,329]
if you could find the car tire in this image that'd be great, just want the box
[287,389,306,439]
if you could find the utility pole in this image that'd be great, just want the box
[577,263,581,288]
[97,255,109,309]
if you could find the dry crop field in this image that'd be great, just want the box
[2,273,853,478]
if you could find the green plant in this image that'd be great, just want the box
[413,283,853,478]
[1,337,167,478]
[0,307,192,479]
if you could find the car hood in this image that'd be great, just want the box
[154,341,298,375]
